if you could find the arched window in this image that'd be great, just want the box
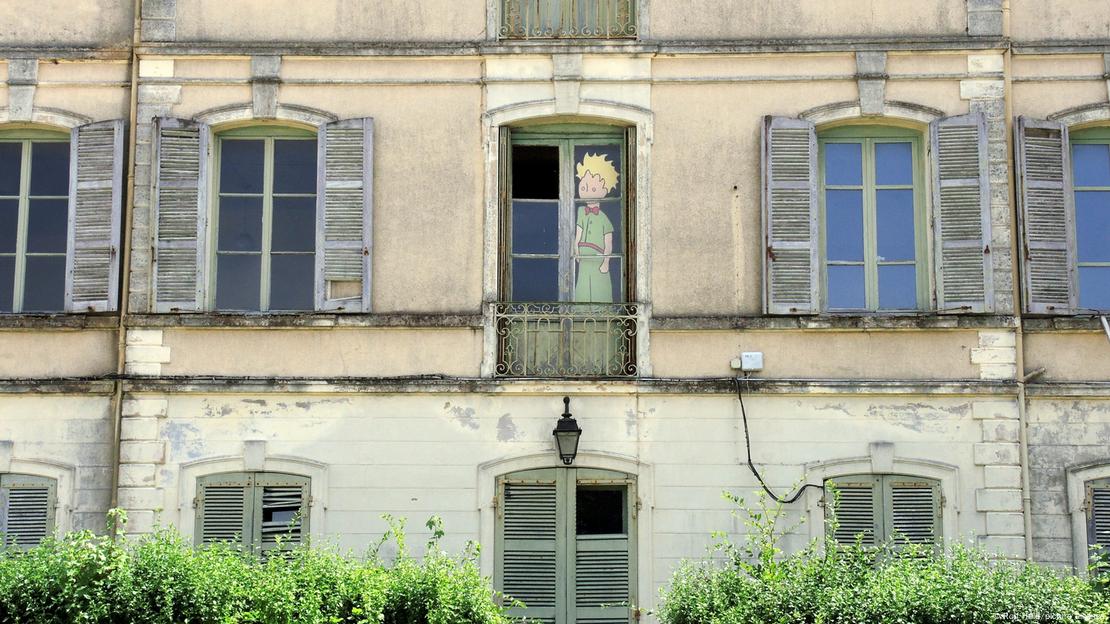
[824,474,942,549]
[195,471,309,556]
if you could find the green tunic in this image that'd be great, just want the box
[575,206,615,303]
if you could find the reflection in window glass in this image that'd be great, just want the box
[827,265,866,309]
[1073,144,1110,188]
[826,190,864,262]
[875,142,913,186]
[1072,143,1110,310]
[825,143,862,186]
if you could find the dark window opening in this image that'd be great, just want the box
[576,486,625,535]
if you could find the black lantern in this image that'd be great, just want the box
[552,396,582,466]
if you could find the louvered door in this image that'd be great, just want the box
[498,470,562,624]
[316,118,373,311]
[762,116,818,315]
[1015,117,1077,314]
[827,475,881,547]
[572,470,634,624]
[254,472,310,557]
[66,120,124,312]
[195,472,252,546]
[885,478,941,550]
[0,474,56,549]
[1088,479,1110,556]
[930,113,992,313]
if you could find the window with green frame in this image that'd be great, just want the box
[825,474,942,550]
[0,129,71,313]
[1070,128,1110,311]
[212,126,317,312]
[195,471,309,556]
[819,126,927,312]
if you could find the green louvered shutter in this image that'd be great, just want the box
[195,473,252,547]
[827,475,881,547]
[66,120,125,312]
[0,474,57,549]
[153,117,208,312]
[497,469,561,624]
[572,470,635,624]
[316,118,373,312]
[762,116,819,315]
[885,476,941,551]
[254,472,310,558]
[1089,479,1110,557]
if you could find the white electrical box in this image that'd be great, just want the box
[741,352,764,372]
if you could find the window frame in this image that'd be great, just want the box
[0,128,71,314]
[1068,126,1110,312]
[818,125,929,313]
[208,125,318,313]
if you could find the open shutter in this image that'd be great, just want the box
[762,116,818,315]
[885,476,941,550]
[316,118,373,312]
[930,113,993,313]
[254,472,310,558]
[572,470,634,624]
[153,117,208,312]
[497,470,561,624]
[0,474,56,549]
[65,120,124,312]
[826,475,881,547]
[1015,117,1077,315]
[195,472,252,547]
[1088,479,1110,556]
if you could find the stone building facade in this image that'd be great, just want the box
[1,1,1109,621]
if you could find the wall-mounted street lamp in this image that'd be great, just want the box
[552,396,582,466]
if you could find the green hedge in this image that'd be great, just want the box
[658,493,1110,624]
[0,514,510,624]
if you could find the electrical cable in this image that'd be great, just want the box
[734,376,824,504]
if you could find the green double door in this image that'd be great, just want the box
[495,467,637,624]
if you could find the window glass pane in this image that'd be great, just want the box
[0,199,18,253]
[511,145,559,200]
[511,257,559,301]
[0,143,21,196]
[218,196,263,252]
[1079,266,1110,310]
[26,198,69,254]
[878,265,917,310]
[215,254,261,310]
[272,197,316,253]
[29,142,69,197]
[270,254,315,311]
[574,145,622,200]
[1076,191,1110,263]
[1073,144,1110,188]
[824,143,862,186]
[827,265,865,309]
[220,140,264,194]
[0,256,13,312]
[825,190,864,262]
[512,200,558,255]
[576,487,625,536]
[272,139,317,195]
[876,189,916,262]
[22,255,65,312]
[875,142,913,186]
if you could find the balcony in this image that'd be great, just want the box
[500,0,637,40]
[493,302,640,378]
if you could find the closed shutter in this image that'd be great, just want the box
[254,472,310,557]
[0,474,57,549]
[930,113,993,313]
[826,475,881,547]
[762,116,818,315]
[195,472,252,547]
[153,118,208,312]
[1088,479,1110,556]
[885,477,941,549]
[66,120,125,312]
[573,473,634,624]
[497,471,561,624]
[316,118,373,312]
[1015,117,1077,315]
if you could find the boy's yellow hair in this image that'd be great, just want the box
[576,152,619,192]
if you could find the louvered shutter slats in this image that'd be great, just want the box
[762,116,818,315]
[66,120,124,312]
[316,118,373,312]
[154,118,207,312]
[1016,117,1077,314]
[575,542,629,606]
[931,113,992,313]
[0,475,56,550]
[831,480,879,546]
[502,482,558,610]
[889,481,939,547]
[1089,483,1110,553]
[198,482,249,545]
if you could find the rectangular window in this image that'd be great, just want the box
[1071,137,1110,311]
[501,0,637,39]
[825,474,941,550]
[195,471,309,556]
[820,129,926,312]
[0,134,70,313]
[0,474,57,549]
[213,129,317,312]
[1088,478,1110,558]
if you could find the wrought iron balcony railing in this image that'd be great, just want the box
[500,0,638,40]
[494,302,639,378]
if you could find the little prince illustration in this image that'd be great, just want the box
[574,152,618,303]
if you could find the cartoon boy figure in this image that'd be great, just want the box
[574,152,618,303]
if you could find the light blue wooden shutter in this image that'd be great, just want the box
[885,476,941,549]
[827,475,881,547]
[66,120,124,312]
[195,472,252,547]
[0,474,57,549]
[762,116,818,315]
[930,113,993,313]
[573,470,635,624]
[1088,479,1110,556]
[254,472,310,557]
[316,118,373,312]
[1015,117,1077,315]
[153,117,208,312]
[497,470,561,624]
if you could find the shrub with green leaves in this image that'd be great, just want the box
[658,492,1110,624]
[0,512,509,624]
